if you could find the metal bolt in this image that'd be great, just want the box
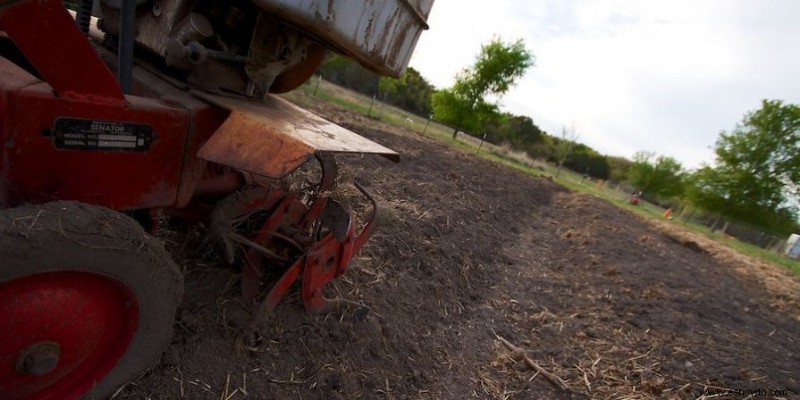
[15,341,61,376]
[152,1,163,17]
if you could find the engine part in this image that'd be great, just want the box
[75,0,93,34]
[164,13,214,69]
[96,0,432,96]
[244,13,314,94]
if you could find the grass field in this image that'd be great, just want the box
[283,78,800,276]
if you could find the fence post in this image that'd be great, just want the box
[476,133,487,154]
[313,74,322,96]
[422,114,432,135]
[678,204,689,221]
[721,220,730,235]
[367,94,376,117]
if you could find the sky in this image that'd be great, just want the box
[407,0,800,169]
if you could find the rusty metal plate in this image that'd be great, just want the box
[195,93,399,178]
[250,0,432,77]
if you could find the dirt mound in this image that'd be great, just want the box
[118,98,800,400]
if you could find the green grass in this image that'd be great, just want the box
[727,241,800,274]
[284,78,800,276]
[674,220,800,275]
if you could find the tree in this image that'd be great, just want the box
[553,126,579,178]
[527,134,555,160]
[378,67,435,117]
[562,144,610,180]
[483,113,544,147]
[628,151,684,199]
[687,99,800,233]
[431,38,534,138]
[318,55,380,96]
[607,156,634,183]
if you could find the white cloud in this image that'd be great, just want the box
[409,0,800,169]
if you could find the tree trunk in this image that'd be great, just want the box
[555,160,564,178]
[678,205,689,220]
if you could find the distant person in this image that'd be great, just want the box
[629,189,642,205]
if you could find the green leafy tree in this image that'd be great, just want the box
[563,144,611,180]
[318,55,380,96]
[483,113,544,147]
[629,151,685,198]
[553,126,579,178]
[687,99,800,233]
[431,38,534,138]
[378,67,435,117]
[607,156,634,183]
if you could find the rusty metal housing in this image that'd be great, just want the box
[97,0,433,96]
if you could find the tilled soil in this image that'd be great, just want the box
[120,98,800,400]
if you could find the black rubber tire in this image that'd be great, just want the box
[0,201,183,400]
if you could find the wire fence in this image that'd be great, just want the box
[600,181,789,253]
[298,78,797,259]
[457,132,794,257]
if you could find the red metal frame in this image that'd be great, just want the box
[0,0,124,103]
[0,0,231,211]
[1,79,191,209]
[239,188,310,300]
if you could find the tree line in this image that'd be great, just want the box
[318,42,612,180]
[317,41,800,237]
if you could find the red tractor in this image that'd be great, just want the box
[0,0,432,398]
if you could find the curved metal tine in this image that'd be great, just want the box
[300,153,338,231]
[320,199,351,242]
[352,180,378,252]
[315,152,338,193]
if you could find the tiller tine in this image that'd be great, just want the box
[211,154,375,315]
[202,93,394,316]
[260,181,376,315]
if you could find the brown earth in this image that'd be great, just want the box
[119,98,800,400]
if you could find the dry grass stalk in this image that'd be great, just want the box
[494,334,572,392]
